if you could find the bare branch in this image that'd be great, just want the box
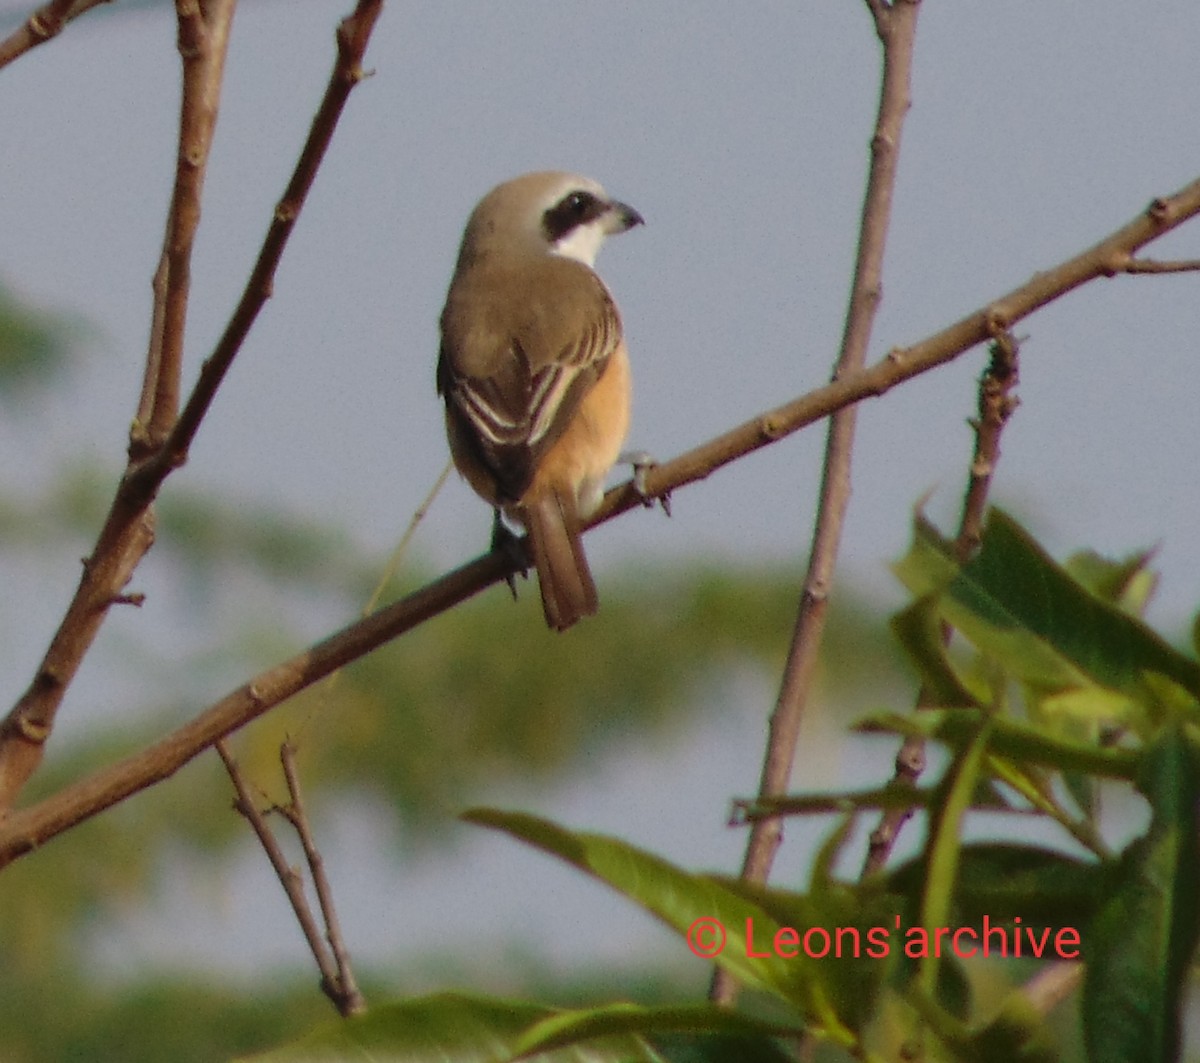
[0,0,383,815]
[860,327,1020,878]
[215,740,345,1008]
[712,0,923,1005]
[133,0,238,456]
[151,0,383,475]
[1120,257,1200,275]
[0,0,109,71]
[3,171,1199,864]
[280,742,365,1016]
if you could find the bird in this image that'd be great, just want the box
[437,171,643,631]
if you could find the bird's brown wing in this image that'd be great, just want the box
[438,260,622,502]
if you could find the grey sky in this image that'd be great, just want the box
[2,1,1198,981]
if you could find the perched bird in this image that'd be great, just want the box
[437,171,643,631]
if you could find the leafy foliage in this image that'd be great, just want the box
[245,511,1200,1062]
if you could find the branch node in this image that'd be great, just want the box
[759,414,787,441]
[26,12,56,39]
[13,715,51,744]
[983,307,1010,337]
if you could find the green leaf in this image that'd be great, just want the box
[1065,546,1159,616]
[891,597,982,707]
[893,509,1199,699]
[1083,729,1200,1063]
[963,990,1061,1063]
[713,872,901,1038]
[890,843,1102,934]
[916,718,992,998]
[512,1003,801,1060]
[237,991,660,1062]
[461,809,808,1008]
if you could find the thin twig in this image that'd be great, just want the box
[215,739,337,989]
[133,0,238,457]
[2,173,1200,866]
[145,0,383,477]
[0,0,109,71]
[215,739,364,1016]
[280,741,365,1016]
[711,0,922,1005]
[0,0,239,813]
[860,327,1020,878]
[295,460,454,741]
[0,0,384,816]
[1120,257,1200,274]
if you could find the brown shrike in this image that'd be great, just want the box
[437,171,643,631]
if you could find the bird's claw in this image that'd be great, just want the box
[619,450,671,517]
[491,509,528,600]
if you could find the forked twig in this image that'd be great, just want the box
[0,0,384,816]
[216,738,365,1017]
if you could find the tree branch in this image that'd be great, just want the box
[216,739,365,1017]
[1119,256,1200,275]
[711,0,922,1005]
[860,326,1020,878]
[133,0,238,457]
[0,0,384,816]
[279,741,365,1016]
[0,0,109,71]
[3,170,1199,864]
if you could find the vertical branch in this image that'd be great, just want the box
[0,0,383,816]
[712,0,922,1003]
[0,0,237,814]
[133,0,239,456]
[149,0,384,473]
[860,327,1020,878]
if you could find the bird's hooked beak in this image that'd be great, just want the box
[605,199,645,235]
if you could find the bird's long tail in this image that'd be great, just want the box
[524,490,598,632]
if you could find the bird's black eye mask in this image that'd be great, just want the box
[542,190,606,243]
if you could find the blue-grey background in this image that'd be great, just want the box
[1,1,1196,986]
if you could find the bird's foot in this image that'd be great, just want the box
[619,450,671,517]
[491,509,528,600]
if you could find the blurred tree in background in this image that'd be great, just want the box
[0,282,907,1060]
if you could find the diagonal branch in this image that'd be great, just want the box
[0,0,110,71]
[2,169,1199,866]
[0,0,384,817]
